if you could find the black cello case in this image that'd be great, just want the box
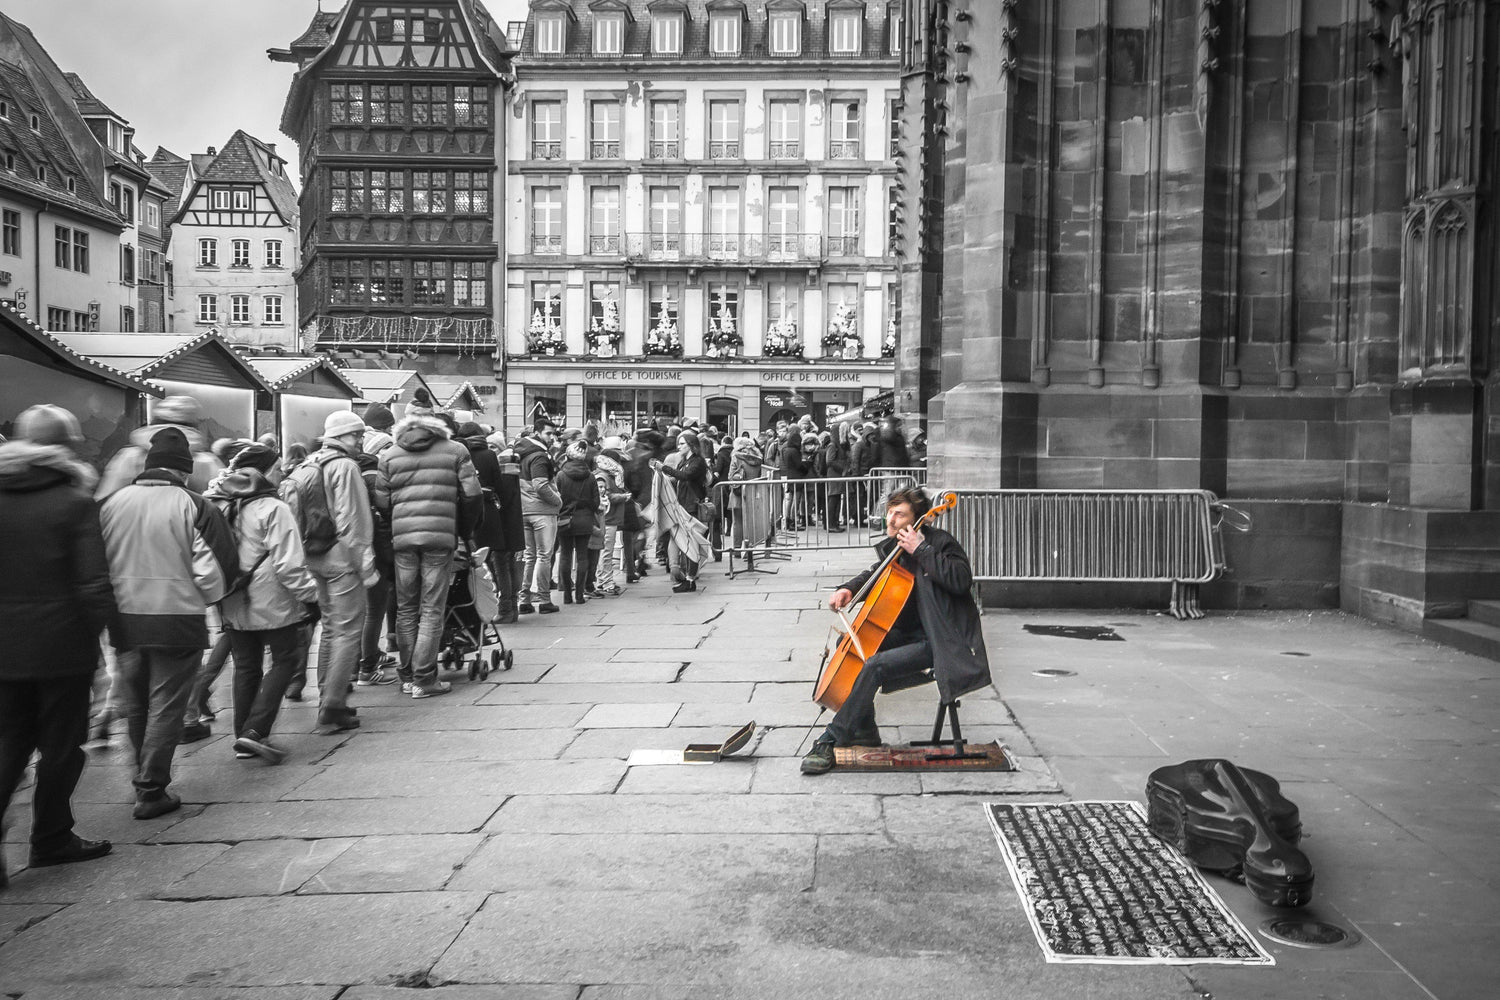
[1146,758,1315,908]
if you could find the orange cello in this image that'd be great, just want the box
[812,491,959,711]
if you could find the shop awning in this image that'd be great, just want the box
[339,367,437,422]
[0,303,162,397]
[245,356,361,401]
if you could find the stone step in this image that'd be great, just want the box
[1467,600,1500,628]
[1423,617,1500,662]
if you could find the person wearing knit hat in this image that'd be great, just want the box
[362,403,396,457]
[99,423,240,820]
[96,393,224,499]
[406,388,436,418]
[0,404,117,878]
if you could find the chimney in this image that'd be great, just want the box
[207,146,216,156]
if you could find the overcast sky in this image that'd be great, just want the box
[6,0,531,179]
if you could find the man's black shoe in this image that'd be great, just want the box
[800,737,837,775]
[538,602,560,614]
[133,792,182,820]
[29,836,112,868]
[518,603,536,615]
[179,722,211,744]
[671,580,697,593]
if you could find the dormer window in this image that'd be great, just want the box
[769,10,801,55]
[594,13,624,54]
[536,13,566,54]
[36,164,45,182]
[66,176,75,194]
[709,10,740,55]
[0,101,8,119]
[829,7,862,54]
[107,120,125,153]
[29,113,40,132]
[652,13,683,55]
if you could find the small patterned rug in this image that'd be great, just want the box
[833,741,1015,771]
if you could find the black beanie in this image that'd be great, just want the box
[231,444,279,473]
[364,402,395,431]
[145,427,194,475]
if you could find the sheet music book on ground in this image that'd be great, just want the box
[984,800,1274,965]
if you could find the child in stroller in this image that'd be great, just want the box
[438,543,514,680]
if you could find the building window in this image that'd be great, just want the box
[230,295,250,324]
[827,185,861,256]
[649,186,682,257]
[646,282,680,353]
[117,187,133,222]
[368,260,405,305]
[71,230,88,272]
[530,101,564,160]
[369,84,407,125]
[589,185,621,254]
[453,85,489,126]
[889,98,901,157]
[766,278,801,353]
[210,188,231,210]
[769,99,801,158]
[265,239,283,268]
[590,100,621,159]
[770,11,801,55]
[330,260,358,304]
[121,244,135,285]
[0,101,7,118]
[825,281,861,355]
[594,13,624,54]
[198,294,217,323]
[232,239,251,268]
[330,169,362,212]
[54,226,69,270]
[707,186,741,259]
[28,113,39,132]
[649,100,680,158]
[264,295,283,324]
[588,281,620,333]
[531,186,563,254]
[535,13,566,54]
[232,189,251,211]
[66,176,76,194]
[199,238,218,267]
[412,261,448,305]
[531,280,563,335]
[829,100,862,159]
[146,202,160,229]
[35,165,45,183]
[453,261,487,307]
[829,9,862,54]
[330,83,365,123]
[887,184,900,254]
[708,100,741,159]
[411,85,451,126]
[453,171,489,213]
[709,11,740,54]
[413,170,448,213]
[706,283,740,345]
[74,309,92,331]
[767,186,800,256]
[3,152,13,171]
[47,307,69,330]
[653,13,683,55]
[1,209,18,256]
[370,169,406,212]
[120,306,135,332]
[889,6,903,54]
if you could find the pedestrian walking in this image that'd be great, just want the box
[0,406,117,884]
[554,441,601,605]
[515,419,561,615]
[95,395,223,499]
[100,427,238,819]
[487,434,526,623]
[594,437,632,596]
[727,434,765,553]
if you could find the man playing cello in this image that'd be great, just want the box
[801,486,991,775]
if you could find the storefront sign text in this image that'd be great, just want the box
[584,369,684,381]
[760,371,863,384]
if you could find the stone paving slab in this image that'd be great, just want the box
[346,704,590,731]
[289,759,625,800]
[12,989,342,1000]
[159,839,357,898]
[0,893,486,989]
[477,681,752,705]
[486,793,882,835]
[0,902,59,946]
[611,645,793,663]
[0,844,228,905]
[677,659,814,683]
[298,834,485,894]
[614,760,754,794]
[325,729,577,762]
[2,800,206,847]
[344,987,575,1000]
[576,702,680,728]
[560,726,763,759]
[448,833,816,893]
[536,661,687,684]
[152,797,502,843]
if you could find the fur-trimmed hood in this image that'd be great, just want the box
[392,414,451,453]
[0,440,98,493]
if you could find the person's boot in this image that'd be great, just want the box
[29,835,113,867]
[800,735,837,775]
[133,792,182,820]
[498,598,518,625]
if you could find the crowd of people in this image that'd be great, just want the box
[0,389,919,888]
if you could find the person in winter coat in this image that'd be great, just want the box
[593,440,631,596]
[657,430,710,511]
[487,437,526,622]
[100,427,238,818]
[514,419,561,615]
[0,406,117,882]
[626,430,663,580]
[553,441,601,605]
[375,414,482,698]
[353,449,398,688]
[800,487,991,775]
[875,416,912,471]
[726,434,765,553]
[362,402,396,457]
[205,446,320,763]
[95,395,223,499]
[820,430,851,532]
[779,429,808,530]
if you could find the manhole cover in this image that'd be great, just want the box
[1258,917,1359,949]
[1280,651,1311,657]
[1033,668,1077,677]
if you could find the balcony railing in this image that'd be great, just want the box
[531,141,563,160]
[828,140,862,159]
[648,140,681,158]
[590,141,621,159]
[589,235,622,255]
[531,234,563,255]
[622,232,824,264]
[769,141,801,158]
[708,141,741,159]
[826,234,862,257]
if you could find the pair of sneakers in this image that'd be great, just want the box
[401,679,452,699]
[233,730,287,764]
[356,654,399,687]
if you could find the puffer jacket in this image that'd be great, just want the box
[100,472,238,649]
[302,439,377,582]
[0,441,116,678]
[96,422,223,499]
[514,435,562,516]
[555,458,600,536]
[374,415,482,552]
[595,452,630,528]
[207,470,319,631]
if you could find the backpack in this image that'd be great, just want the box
[278,453,342,556]
[213,495,271,598]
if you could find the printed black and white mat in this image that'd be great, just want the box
[984,800,1274,965]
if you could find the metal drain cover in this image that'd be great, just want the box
[1032,668,1077,677]
[1258,916,1359,949]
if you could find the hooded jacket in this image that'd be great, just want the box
[778,431,807,480]
[726,438,765,512]
[0,441,116,678]
[514,435,562,516]
[594,452,630,528]
[95,422,224,499]
[374,415,483,552]
[207,470,320,631]
[303,437,377,582]
[100,470,238,649]
[554,457,600,536]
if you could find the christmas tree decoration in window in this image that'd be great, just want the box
[645,302,682,356]
[528,305,566,355]
[588,297,622,357]
[706,299,741,358]
[824,302,860,358]
[764,318,803,357]
[882,315,897,357]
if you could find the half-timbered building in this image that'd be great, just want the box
[271,1,513,379]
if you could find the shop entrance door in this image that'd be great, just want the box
[705,396,737,436]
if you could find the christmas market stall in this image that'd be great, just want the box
[340,367,437,421]
[245,356,361,450]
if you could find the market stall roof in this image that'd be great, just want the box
[51,330,276,405]
[0,302,162,396]
[423,377,488,413]
[245,356,361,400]
[340,367,435,405]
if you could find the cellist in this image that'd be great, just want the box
[801,486,992,775]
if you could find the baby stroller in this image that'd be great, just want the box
[439,544,514,680]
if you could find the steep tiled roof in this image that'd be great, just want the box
[290,9,342,51]
[146,146,190,219]
[245,355,361,397]
[519,0,899,63]
[0,301,162,395]
[52,330,278,395]
[0,59,118,226]
[189,130,299,225]
[62,71,122,120]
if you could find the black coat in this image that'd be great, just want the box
[839,526,991,702]
[493,460,526,552]
[875,426,911,470]
[0,444,116,678]
[555,459,600,536]
[463,437,508,551]
[658,452,709,508]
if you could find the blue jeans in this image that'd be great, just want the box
[521,513,557,604]
[825,633,933,745]
[314,568,366,714]
[394,547,454,686]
